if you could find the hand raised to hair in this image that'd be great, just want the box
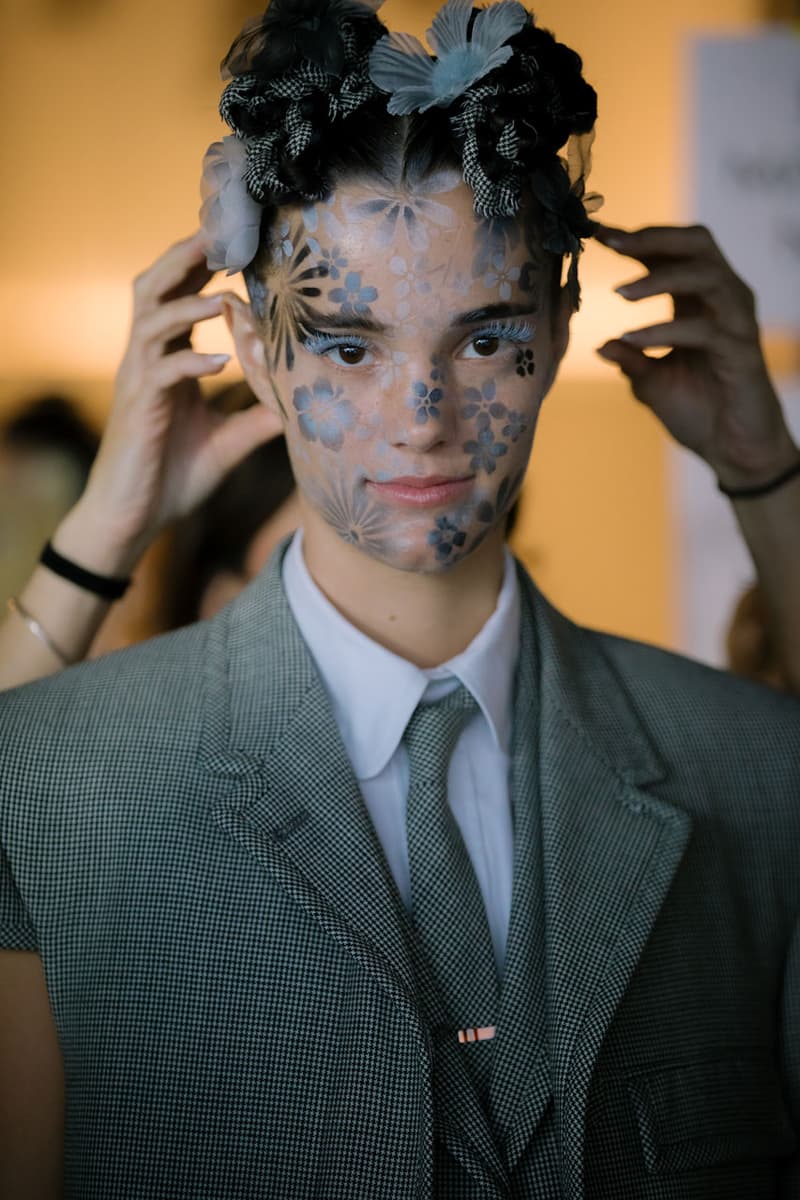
[76,233,282,571]
[594,223,798,488]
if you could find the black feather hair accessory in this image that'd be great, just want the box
[222,0,386,80]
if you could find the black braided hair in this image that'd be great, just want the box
[221,2,597,305]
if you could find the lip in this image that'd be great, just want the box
[367,475,475,508]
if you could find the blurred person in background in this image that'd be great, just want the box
[0,245,284,689]
[0,395,99,607]
[87,382,300,656]
[726,581,787,691]
[0,386,296,667]
[160,382,299,627]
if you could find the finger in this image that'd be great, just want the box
[615,263,729,304]
[615,265,758,340]
[596,340,656,381]
[594,223,722,266]
[153,350,231,390]
[617,316,716,350]
[205,403,285,477]
[134,293,227,355]
[132,233,213,315]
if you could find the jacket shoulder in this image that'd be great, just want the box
[597,626,800,721]
[591,626,800,780]
[0,620,213,777]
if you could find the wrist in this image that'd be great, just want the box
[52,501,146,581]
[711,437,800,494]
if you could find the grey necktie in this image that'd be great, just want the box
[403,684,499,1094]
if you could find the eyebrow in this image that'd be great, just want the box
[450,302,539,325]
[300,300,539,337]
[301,311,388,335]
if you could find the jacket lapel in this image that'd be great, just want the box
[519,570,692,1198]
[198,541,507,1195]
[488,569,551,1171]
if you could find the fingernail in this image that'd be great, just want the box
[210,354,231,365]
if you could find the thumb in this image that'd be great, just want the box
[596,339,655,384]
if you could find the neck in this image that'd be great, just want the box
[300,517,507,669]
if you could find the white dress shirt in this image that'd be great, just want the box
[282,531,520,971]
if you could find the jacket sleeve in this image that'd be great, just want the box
[779,918,800,1197]
[0,839,37,952]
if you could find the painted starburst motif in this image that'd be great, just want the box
[353,193,455,252]
[265,235,329,372]
[313,476,394,555]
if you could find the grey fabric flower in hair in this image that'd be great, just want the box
[369,0,527,114]
[200,136,263,273]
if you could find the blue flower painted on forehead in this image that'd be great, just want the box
[368,0,527,114]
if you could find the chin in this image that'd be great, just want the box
[329,519,494,576]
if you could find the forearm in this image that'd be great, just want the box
[0,503,142,692]
[724,451,800,696]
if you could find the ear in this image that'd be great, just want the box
[223,294,280,417]
[552,283,573,368]
[541,283,573,395]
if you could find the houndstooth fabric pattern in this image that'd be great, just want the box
[1,538,800,1197]
[404,685,499,1098]
[220,21,383,207]
[453,83,523,219]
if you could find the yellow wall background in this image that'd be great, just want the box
[0,0,765,647]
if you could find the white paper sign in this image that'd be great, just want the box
[689,33,800,332]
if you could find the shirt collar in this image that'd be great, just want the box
[282,531,521,780]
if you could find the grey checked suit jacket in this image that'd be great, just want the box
[1,544,799,1198]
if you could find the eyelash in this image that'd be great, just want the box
[301,320,535,366]
[462,320,535,356]
[302,331,373,364]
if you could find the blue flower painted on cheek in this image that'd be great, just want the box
[461,378,506,421]
[464,413,509,475]
[502,410,528,443]
[329,271,378,315]
[427,515,467,562]
[293,379,355,451]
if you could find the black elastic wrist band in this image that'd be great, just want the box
[717,457,800,500]
[40,541,132,601]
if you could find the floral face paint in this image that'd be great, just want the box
[251,177,566,574]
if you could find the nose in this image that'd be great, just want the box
[389,366,453,451]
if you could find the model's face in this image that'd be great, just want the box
[243,175,569,573]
